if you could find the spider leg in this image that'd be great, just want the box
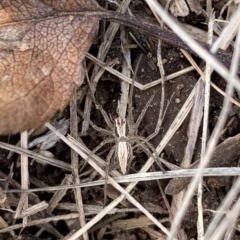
[78,109,114,136]
[127,54,143,128]
[142,139,165,172]
[134,93,155,134]
[104,145,116,206]
[127,88,156,137]
[146,93,174,141]
[87,92,114,130]
[79,138,116,172]
[87,138,116,161]
[132,136,165,172]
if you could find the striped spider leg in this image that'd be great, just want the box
[125,90,165,173]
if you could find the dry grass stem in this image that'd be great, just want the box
[86,53,195,90]
[19,201,49,218]
[17,131,29,226]
[70,89,89,240]
[48,175,73,212]
[0,142,71,171]
[0,213,81,234]
[5,167,240,194]
[181,49,240,108]
[118,26,131,119]
[197,11,215,240]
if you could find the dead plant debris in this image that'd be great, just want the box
[0,0,240,240]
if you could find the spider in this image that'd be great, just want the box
[78,90,165,175]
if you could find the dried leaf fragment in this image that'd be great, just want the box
[0,0,99,135]
[165,133,240,195]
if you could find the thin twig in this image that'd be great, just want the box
[17,131,29,226]
[70,89,89,240]
[197,10,215,240]
[3,167,240,194]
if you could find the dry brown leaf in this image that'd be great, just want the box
[0,0,99,135]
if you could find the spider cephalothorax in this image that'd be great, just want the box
[115,117,133,174]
